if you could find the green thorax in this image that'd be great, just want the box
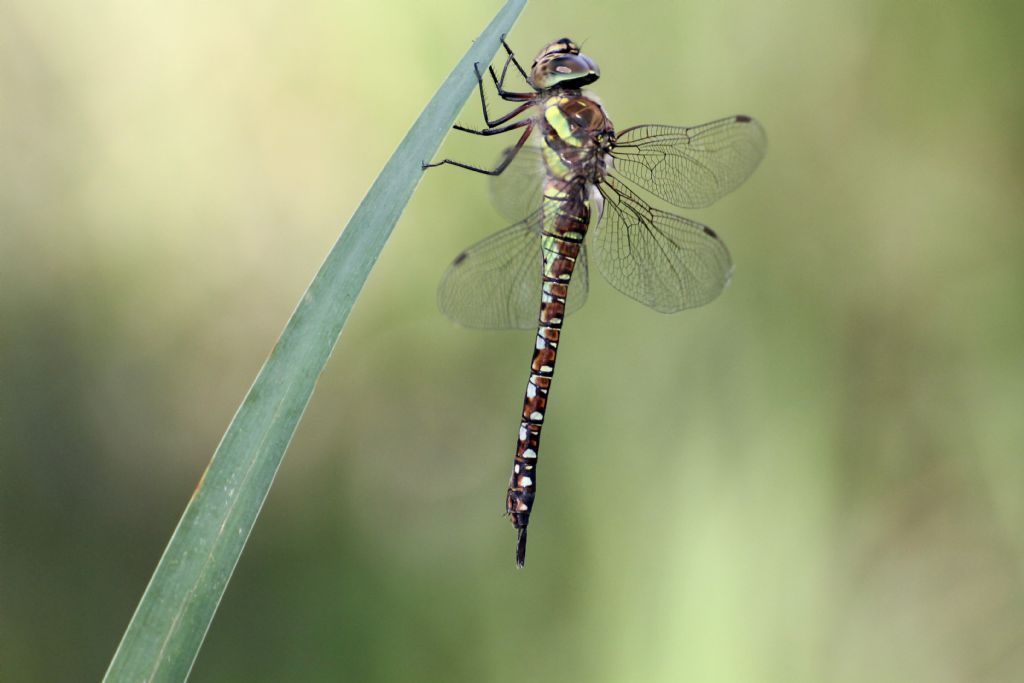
[539,92,614,183]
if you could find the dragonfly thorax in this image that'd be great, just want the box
[539,93,615,185]
[531,37,600,91]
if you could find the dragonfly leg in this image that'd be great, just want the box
[499,34,531,82]
[466,65,534,127]
[451,116,530,137]
[489,62,533,101]
[481,36,534,101]
[422,121,533,175]
[464,63,528,126]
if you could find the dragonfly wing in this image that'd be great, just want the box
[571,242,590,320]
[594,177,732,313]
[438,211,590,330]
[610,115,766,209]
[489,141,546,221]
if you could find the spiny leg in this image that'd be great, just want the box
[451,115,531,136]
[469,63,533,126]
[489,63,534,101]
[499,34,530,83]
[421,46,534,172]
[474,34,536,121]
[422,120,533,176]
[485,36,534,101]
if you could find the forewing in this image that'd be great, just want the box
[594,177,732,313]
[438,212,590,330]
[610,115,766,209]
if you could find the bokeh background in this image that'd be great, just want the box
[3,0,1023,680]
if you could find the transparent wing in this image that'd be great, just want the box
[593,177,732,313]
[438,211,590,330]
[610,115,766,209]
[488,141,546,221]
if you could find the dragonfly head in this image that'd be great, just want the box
[531,38,600,91]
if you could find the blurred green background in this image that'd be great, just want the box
[3,0,1023,680]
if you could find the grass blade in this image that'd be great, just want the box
[102,1,528,680]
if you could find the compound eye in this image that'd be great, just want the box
[551,56,581,75]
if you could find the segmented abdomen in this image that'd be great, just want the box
[506,184,591,567]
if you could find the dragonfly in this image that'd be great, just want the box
[424,37,766,567]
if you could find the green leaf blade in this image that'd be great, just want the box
[103,2,528,680]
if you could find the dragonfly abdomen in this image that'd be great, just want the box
[507,192,591,567]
